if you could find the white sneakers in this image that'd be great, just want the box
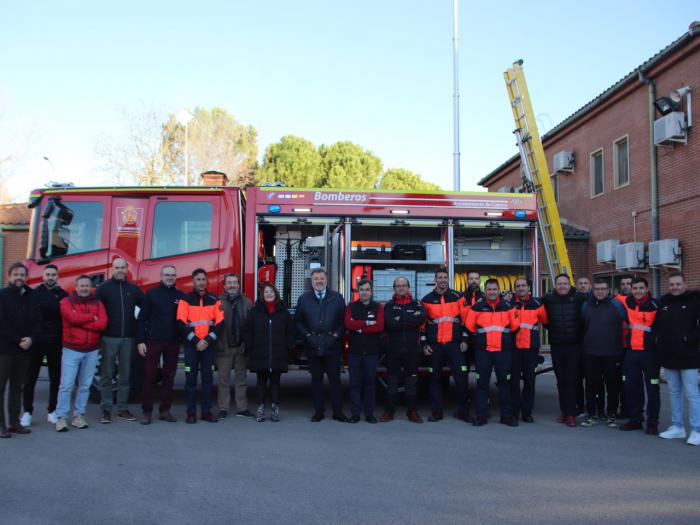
[659,426,700,445]
[687,431,700,446]
[659,426,686,439]
[19,412,32,427]
[47,411,58,424]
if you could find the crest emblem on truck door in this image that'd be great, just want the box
[116,206,144,237]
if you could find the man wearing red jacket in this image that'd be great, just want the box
[511,278,548,423]
[55,275,108,432]
[345,279,384,423]
[465,278,520,427]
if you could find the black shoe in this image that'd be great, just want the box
[186,413,196,424]
[310,413,325,422]
[100,410,111,424]
[140,412,152,425]
[646,424,659,435]
[117,410,137,421]
[0,426,10,438]
[619,421,643,431]
[500,416,518,427]
[455,410,474,423]
[349,415,360,423]
[218,410,228,420]
[473,416,488,427]
[201,412,218,423]
[236,409,255,418]
[366,415,378,424]
[521,415,535,423]
[427,410,444,422]
[333,413,349,423]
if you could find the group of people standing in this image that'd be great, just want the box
[0,260,698,447]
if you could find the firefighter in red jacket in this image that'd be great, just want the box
[511,277,548,423]
[618,277,660,434]
[176,268,224,424]
[464,278,520,427]
[421,268,471,422]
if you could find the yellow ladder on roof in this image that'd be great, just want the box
[504,60,572,281]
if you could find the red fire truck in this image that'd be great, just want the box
[23,184,539,384]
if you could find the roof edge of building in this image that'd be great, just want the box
[479,21,700,187]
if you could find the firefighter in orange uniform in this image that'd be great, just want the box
[618,277,660,434]
[421,268,471,423]
[177,268,224,424]
[511,277,548,423]
[465,278,520,427]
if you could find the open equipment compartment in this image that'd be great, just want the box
[452,220,536,294]
[255,216,345,311]
[347,218,448,302]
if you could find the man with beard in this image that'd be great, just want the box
[21,264,67,426]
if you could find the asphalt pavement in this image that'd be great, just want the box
[2,369,699,525]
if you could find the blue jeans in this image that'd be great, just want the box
[664,368,700,432]
[56,348,99,418]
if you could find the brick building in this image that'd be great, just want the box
[0,203,31,286]
[480,22,700,294]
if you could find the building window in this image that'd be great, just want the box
[590,149,604,197]
[151,201,214,258]
[41,201,104,258]
[613,136,629,188]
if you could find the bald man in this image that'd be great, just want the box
[96,258,144,423]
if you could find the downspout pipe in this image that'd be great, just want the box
[637,70,660,296]
[0,226,4,283]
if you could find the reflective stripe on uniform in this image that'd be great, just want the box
[188,320,213,327]
[520,323,539,331]
[476,326,511,334]
[629,324,651,333]
[460,365,468,372]
[428,316,461,324]
[650,378,660,385]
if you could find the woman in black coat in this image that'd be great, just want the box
[243,284,295,422]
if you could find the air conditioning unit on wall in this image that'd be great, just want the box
[552,150,575,174]
[596,240,619,264]
[615,242,645,270]
[649,239,681,267]
[654,112,687,145]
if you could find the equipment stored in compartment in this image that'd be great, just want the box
[351,240,392,260]
[351,265,373,301]
[391,244,426,261]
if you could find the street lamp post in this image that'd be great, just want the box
[452,0,461,192]
[176,110,194,185]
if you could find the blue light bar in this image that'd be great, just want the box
[514,210,526,218]
[268,205,281,214]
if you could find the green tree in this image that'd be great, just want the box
[319,141,382,189]
[377,168,441,191]
[257,135,323,187]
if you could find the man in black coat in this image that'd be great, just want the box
[96,258,144,423]
[380,277,427,423]
[542,273,585,427]
[655,272,700,445]
[21,264,67,427]
[0,263,40,437]
[294,268,348,422]
[580,279,627,428]
[136,264,183,424]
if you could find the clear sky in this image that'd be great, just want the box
[1,1,696,200]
